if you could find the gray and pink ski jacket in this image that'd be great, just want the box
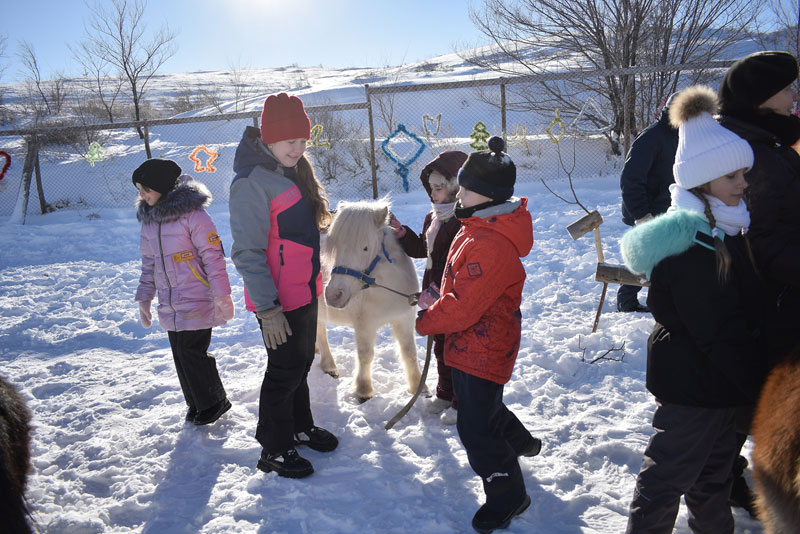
[229,127,322,313]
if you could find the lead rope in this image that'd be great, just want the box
[385,335,433,430]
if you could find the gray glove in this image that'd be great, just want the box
[257,306,292,350]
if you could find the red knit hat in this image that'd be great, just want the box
[260,93,311,144]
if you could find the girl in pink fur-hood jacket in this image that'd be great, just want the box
[133,159,234,426]
[134,166,233,331]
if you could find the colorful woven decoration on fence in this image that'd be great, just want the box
[309,124,330,150]
[189,145,218,173]
[380,123,427,192]
[87,142,103,167]
[546,110,566,144]
[569,98,614,134]
[0,150,9,181]
[506,124,529,150]
[422,114,441,137]
[469,121,491,150]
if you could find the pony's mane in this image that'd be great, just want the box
[325,199,392,259]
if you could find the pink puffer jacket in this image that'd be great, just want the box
[135,178,232,332]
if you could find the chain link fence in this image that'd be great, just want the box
[0,62,734,222]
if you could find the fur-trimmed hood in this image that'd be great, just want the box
[136,177,212,224]
[621,209,713,279]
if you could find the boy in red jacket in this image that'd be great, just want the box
[416,136,542,534]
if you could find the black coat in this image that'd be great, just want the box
[620,109,679,226]
[646,233,768,408]
[718,113,800,359]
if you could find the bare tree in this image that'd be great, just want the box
[80,0,177,156]
[18,40,52,117]
[228,58,259,113]
[754,0,800,59]
[0,33,8,112]
[72,40,125,122]
[464,0,759,154]
[0,33,7,85]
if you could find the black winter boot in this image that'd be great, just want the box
[294,426,339,452]
[472,493,531,533]
[257,448,314,478]
[519,437,542,458]
[193,398,231,425]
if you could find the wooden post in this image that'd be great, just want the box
[34,149,47,214]
[365,84,378,200]
[16,136,39,225]
[595,263,649,286]
[592,283,608,333]
[593,226,605,263]
[566,210,603,240]
[143,123,152,159]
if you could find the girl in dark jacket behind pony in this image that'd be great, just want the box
[133,159,234,426]
[621,86,768,533]
[390,150,467,424]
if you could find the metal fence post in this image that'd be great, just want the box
[500,83,507,143]
[365,84,378,200]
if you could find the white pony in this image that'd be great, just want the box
[317,199,424,402]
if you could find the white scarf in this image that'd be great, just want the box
[668,184,750,236]
[425,201,456,269]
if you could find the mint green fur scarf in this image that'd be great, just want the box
[621,210,714,279]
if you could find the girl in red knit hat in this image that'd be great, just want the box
[229,93,336,479]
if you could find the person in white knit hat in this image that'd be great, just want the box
[618,85,771,533]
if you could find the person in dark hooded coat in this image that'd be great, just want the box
[617,95,679,312]
[390,150,467,424]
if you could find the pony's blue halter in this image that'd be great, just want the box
[329,232,418,305]
[330,232,394,289]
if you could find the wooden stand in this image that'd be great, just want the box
[567,210,649,333]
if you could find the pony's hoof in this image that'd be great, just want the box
[356,394,372,404]
[325,370,339,379]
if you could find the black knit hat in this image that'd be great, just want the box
[132,159,182,195]
[719,51,799,113]
[457,136,515,201]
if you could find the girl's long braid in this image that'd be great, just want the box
[690,188,732,283]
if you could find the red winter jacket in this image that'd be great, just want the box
[416,197,533,384]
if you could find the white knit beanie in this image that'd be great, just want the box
[669,85,754,190]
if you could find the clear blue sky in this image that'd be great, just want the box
[2,0,484,85]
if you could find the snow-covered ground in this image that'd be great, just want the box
[0,35,774,533]
[0,175,765,533]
